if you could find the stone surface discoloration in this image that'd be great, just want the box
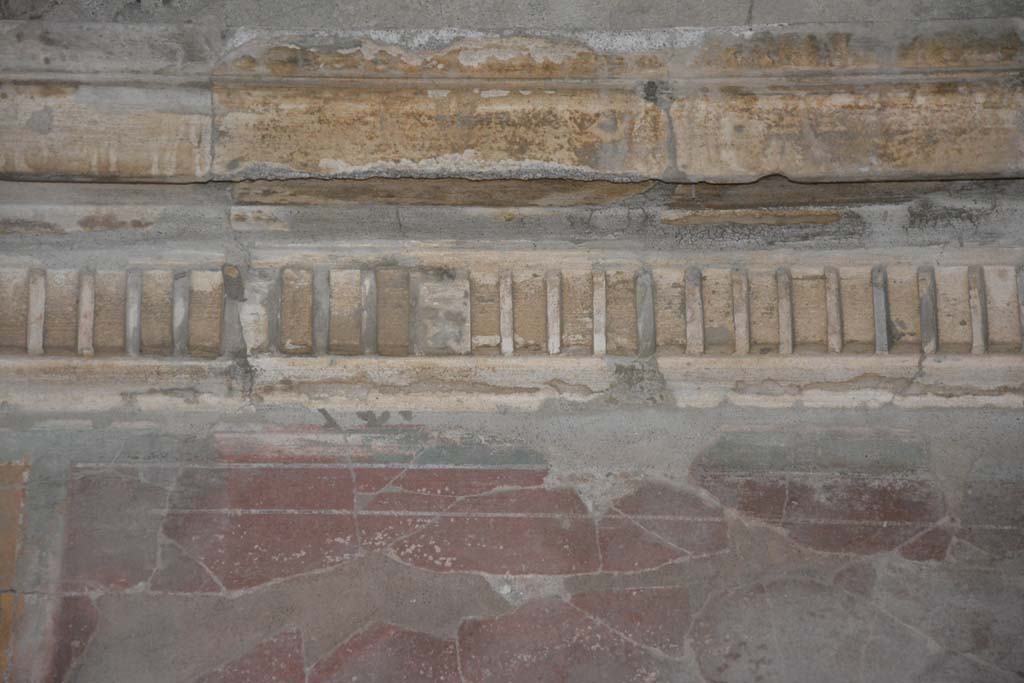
[411,269,471,356]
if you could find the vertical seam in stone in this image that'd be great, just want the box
[361,269,378,356]
[685,266,704,355]
[871,265,889,354]
[967,265,988,355]
[312,265,330,357]
[592,270,606,357]
[77,268,95,357]
[636,269,656,357]
[731,268,750,356]
[266,269,282,355]
[498,271,513,356]
[825,266,842,354]
[546,270,561,356]
[917,266,938,355]
[125,269,142,357]
[776,267,794,355]
[1017,264,1024,354]
[26,268,45,356]
[172,269,190,357]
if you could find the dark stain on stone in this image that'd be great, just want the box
[26,107,53,135]
[357,410,390,426]
[0,218,60,235]
[78,213,154,231]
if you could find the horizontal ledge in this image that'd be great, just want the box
[2,19,1024,183]
[0,354,1020,413]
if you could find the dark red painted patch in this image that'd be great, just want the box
[459,598,679,682]
[692,473,788,522]
[361,490,456,513]
[163,511,358,589]
[196,630,305,683]
[571,587,691,655]
[784,520,921,555]
[311,623,459,683]
[389,468,547,497]
[46,596,98,683]
[598,515,682,571]
[899,526,952,561]
[447,488,587,515]
[392,515,599,574]
[149,540,221,593]
[61,469,166,591]
[172,467,354,511]
[357,514,436,551]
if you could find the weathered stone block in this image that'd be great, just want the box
[512,271,546,354]
[469,271,500,354]
[212,85,669,180]
[328,269,363,355]
[410,270,471,356]
[140,270,173,355]
[653,269,685,353]
[0,270,28,352]
[188,271,224,357]
[0,83,211,181]
[280,268,314,355]
[792,268,826,349]
[561,271,594,354]
[670,79,1024,182]
[376,268,410,356]
[701,268,733,352]
[606,271,637,356]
